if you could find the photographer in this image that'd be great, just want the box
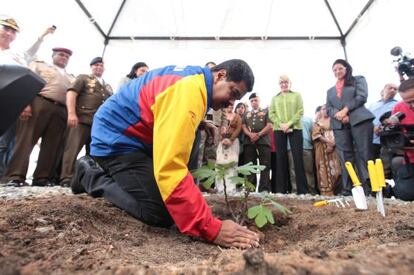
[369,83,398,178]
[388,79,414,201]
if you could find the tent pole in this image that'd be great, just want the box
[341,37,348,60]
[102,38,109,58]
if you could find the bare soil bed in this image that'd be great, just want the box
[0,193,413,274]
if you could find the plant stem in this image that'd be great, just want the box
[239,178,250,226]
[223,177,236,221]
[239,192,247,226]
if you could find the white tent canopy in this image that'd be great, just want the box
[4,0,414,116]
[76,0,367,39]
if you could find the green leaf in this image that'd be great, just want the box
[236,162,266,176]
[247,205,262,219]
[239,162,254,168]
[263,206,275,224]
[216,162,236,170]
[192,166,216,180]
[255,212,267,228]
[244,181,256,192]
[251,165,266,173]
[238,169,252,176]
[271,200,292,215]
[206,160,215,169]
[202,177,215,189]
[228,176,245,185]
[236,162,255,175]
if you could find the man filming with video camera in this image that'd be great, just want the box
[380,78,414,201]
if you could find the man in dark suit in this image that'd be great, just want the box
[326,59,375,195]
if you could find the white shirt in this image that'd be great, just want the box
[0,48,28,66]
[0,37,44,66]
[96,77,104,85]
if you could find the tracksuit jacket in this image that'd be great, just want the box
[90,65,222,241]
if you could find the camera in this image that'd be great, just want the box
[378,112,414,149]
[379,124,414,149]
[390,46,414,79]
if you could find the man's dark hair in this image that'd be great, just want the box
[332,59,355,87]
[315,105,322,113]
[126,62,148,79]
[211,59,255,92]
[399,78,414,93]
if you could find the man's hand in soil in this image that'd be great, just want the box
[213,220,260,249]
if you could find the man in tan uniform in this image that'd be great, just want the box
[59,57,112,187]
[0,17,55,184]
[5,47,74,186]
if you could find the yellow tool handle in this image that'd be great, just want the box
[368,160,380,192]
[313,200,328,207]
[345,162,361,187]
[375,159,386,188]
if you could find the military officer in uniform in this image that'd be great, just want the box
[59,57,112,187]
[242,93,272,192]
[5,47,74,186]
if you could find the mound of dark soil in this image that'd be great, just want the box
[0,193,413,274]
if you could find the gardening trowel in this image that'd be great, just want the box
[345,162,367,210]
[374,159,386,217]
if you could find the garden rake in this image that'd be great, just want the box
[313,197,350,208]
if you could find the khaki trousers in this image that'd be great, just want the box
[5,96,66,181]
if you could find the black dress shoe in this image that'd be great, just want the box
[70,156,98,194]
[60,180,71,188]
[32,179,49,187]
[6,179,29,187]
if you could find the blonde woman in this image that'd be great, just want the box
[269,75,308,194]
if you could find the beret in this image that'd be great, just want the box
[90,57,103,66]
[52,47,73,56]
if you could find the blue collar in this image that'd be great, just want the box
[202,67,213,110]
[380,98,397,103]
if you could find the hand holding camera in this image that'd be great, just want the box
[40,25,56,40]
[378,111,414,149]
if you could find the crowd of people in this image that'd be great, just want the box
[193,62,414,202]
[1,15,413,248]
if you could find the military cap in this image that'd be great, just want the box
[52,47,73,56]
[0,16,20,32]
[90,57,103,66]
[249,92,258,100]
